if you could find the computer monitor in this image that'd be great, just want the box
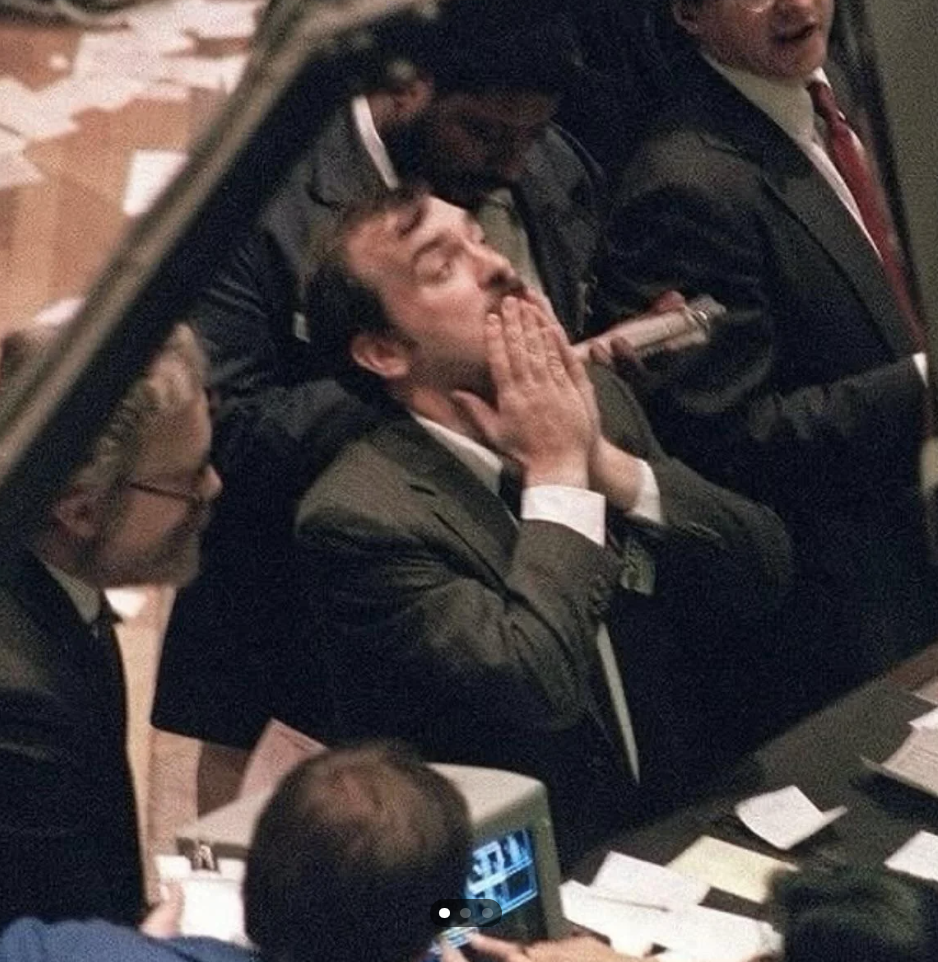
[427,763,568,955]
[175,762,569,950]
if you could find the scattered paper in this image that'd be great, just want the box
[157,856,248,944]
[735,785,847,850]
[559,880,658,957]
[123,149,188,217]
[159,53,248,93]
[239,719,327,799]
[0,78,77,141]
[864,727,938,798]
[592,851,709,910]
[648,904,781,962]
[177,0,262,39]
[0,128,27,157]
[886,831,938,882]
[0,152,43,191]
[668,836,796,904]
[911,707,938,730]
[32,296,83,328]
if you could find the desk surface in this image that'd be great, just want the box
[578,677,938,916]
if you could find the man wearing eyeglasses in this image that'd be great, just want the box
[588,0,937,722]
[0,323,221,929]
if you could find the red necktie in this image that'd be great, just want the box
[808,80,922,348]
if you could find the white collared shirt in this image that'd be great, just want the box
[413,414,662,547]
[351,95,399,189]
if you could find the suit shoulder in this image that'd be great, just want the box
[297,437,416,532]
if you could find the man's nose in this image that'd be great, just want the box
[201,463,223,502]
[474,241,518,289]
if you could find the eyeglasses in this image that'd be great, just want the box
[733,0,777,11]
[124,462,215,509]
[125,479,207,508]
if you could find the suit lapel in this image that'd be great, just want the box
[690,60,912,356]
[515,136,598,339]
[368,416,520,582]
[4,553,127,742]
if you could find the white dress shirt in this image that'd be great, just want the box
[413,414,663,544]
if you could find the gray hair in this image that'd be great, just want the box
[0,323,208,506]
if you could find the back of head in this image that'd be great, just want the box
[244,742,472,962]
[772,866,938,962]
[414,0,579,99]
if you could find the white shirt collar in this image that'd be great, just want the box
[704,54,828,144]
[351,95,399,189]
[41,559,101,624]
[411,414,505,494]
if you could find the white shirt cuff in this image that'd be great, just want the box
[629,459,663,525]
[521,486,606,546]
[914,351,927,384]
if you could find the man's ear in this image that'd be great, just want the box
[50,487,105,541]
[672,0,702,35]
[350,330,411,381]
[390,74,434,121]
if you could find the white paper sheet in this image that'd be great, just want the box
[592,850,709,909]
[735,785,847,850]
[648,904,782,962]
[886,831,938,882]
[668,836,796,904]
[0,79,77,141]
[0,152,43,191]
[559,880,659,956]
[864,727,938,798]
[911,707,938,730]
[122,149,188,216]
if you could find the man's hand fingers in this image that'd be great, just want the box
[649,289,686,313]
[439,941,472,962]
[499,297,532,383]
[139,882,184,938]
[451,390,500,445]
[467,932,528,961]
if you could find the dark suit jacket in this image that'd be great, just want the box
[0,553,143,929]
[152,103,607,747]
[592,54,938,690]
[288,370,792,866]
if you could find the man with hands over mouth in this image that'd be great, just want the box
[285,190,793,865]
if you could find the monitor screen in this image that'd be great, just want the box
[427,826,546,958]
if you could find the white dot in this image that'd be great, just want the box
[439,907,451,919]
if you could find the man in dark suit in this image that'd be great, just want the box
[589,0,937,709]
[151,4,609,755]
[0,324,221,928]
[284,190,792,865]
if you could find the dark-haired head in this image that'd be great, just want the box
[244,742,471,962]
[304,185,428,404]
[771,865,938,962]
